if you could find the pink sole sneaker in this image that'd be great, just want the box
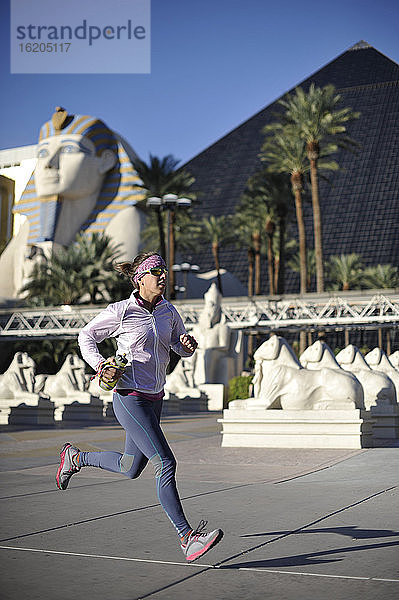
[55,442,80,490]
[186,529,224,562]
[181,521,224,562]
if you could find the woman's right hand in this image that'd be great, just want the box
[101,365,118,382]
[100,358,123,383]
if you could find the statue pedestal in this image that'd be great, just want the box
[198,384,225,410]
[3,398,55,426]
[219,409,373,449]
[54,395,104,422]
[366,405,399,443]
[162,390,209,415]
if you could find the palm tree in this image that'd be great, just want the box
[168,207,204,256]
[244,180,276,295]
[248,170,293,294]
[260,125,309,294]
[233,214,256,296]
[74,233,123,303]
[288,247,316,292]
[231,215,258,356]
[326,253,364,291]
[200,215,235,295]
[264,215,276,295]
[132,154,196,251]
[20,245,86,306]
[362,264,399,289]
[132,154,196,297]
[236,170,293,296]
[278,84,360,292]
[20,233,123,306]
[235,187,268,294]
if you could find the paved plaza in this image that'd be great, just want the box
[0,413,398,600]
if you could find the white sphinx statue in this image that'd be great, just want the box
[0,106,146,300]
[0,352,53,424]
[335,345,396,409]
[165,283,243,393]
[299,340,364,406]
[389,351,399,369]
[0,352,41,401]
[300,340,342,370]
[40,354,90,397]
[364,347,399,400]
[38,353,101,421]
[230,335,363,411]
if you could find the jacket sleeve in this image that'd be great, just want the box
[170,306,195,357]
[78,303,121,371]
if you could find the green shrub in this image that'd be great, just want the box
[227,375,253,403]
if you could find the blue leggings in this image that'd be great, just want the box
[79,392,192,537]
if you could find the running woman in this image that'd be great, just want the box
[55,252,223,562]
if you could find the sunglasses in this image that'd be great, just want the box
[143,267,168,277]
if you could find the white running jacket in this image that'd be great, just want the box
[78,292,193,394]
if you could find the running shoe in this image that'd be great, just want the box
[181,520,223,562]
[55,443,81,490]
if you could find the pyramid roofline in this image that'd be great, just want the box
[183,42,398,169]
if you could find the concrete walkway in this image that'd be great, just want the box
[0,413,398,600]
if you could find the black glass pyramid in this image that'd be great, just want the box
[183,42,399,295]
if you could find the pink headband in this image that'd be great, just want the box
[133,255,167,283]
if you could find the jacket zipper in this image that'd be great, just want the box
[151,313,161,389]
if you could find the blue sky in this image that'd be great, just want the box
[0,0,398,165]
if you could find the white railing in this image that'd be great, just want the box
[1,291,398,339]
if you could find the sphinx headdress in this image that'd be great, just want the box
[14,107,145,244]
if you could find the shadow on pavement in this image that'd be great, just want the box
[221,539,399,569]
[241,525,399,540]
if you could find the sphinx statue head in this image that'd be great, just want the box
[14,107,145,248]
[0,107,147,301]
[35,107,117,201]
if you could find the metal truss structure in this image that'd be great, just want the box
[0,306,100,340]
[0,292,398,340]
[178,293,399,333]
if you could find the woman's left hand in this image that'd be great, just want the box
[180,334,198,353]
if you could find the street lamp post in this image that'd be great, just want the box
[146,194,192,299]
[172,262,200,299]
